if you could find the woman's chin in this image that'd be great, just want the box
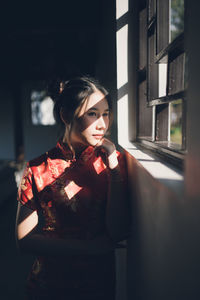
[88,141,98,147]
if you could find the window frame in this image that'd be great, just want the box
[136,0,186,167]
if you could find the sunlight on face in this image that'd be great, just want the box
[70,90,110,147]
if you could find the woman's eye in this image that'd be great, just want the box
[87,112,97,117]
[87,111,109,117]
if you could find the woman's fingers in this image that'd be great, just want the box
[94,138,116,156]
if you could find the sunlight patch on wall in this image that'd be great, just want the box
[140,161,183,180]
[129,149,155,161]
[159,63,167,97]
[116,24,128,89]
[126,146,183,181]
[116,0,130,149]
[117,94,131,147]
[116,0,129,19]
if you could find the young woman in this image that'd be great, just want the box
[16,76,130,300]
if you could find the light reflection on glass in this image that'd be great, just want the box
[170,0,184,42]
[31,90,56,126]
[170,99,182,145]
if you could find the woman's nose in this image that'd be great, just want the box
[96,116,106,129]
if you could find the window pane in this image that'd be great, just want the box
[169,99,182,145]
[138,81,153,138]
[31,90,56,126]
[168,52,185,95]
[139,8,147,70]
[184,53,188,90]
[155,104,168,141]
[148,31,159,100]
[157,0,169,53]
[170,0,184,42]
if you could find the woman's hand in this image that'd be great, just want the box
[95,137,115,156]
[94,138,119,169]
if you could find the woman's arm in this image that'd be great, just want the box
[95,140,131,242]
[16,203,115,257]
[106,152,131,242]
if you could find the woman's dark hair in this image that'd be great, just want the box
[48,76,113,153]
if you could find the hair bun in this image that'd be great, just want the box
[47,79,66,103]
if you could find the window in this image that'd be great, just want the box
[137,0,186,163]
[31,90,55,126]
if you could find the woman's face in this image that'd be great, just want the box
[70,90,110,147]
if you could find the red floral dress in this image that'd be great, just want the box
[18,140,127,300]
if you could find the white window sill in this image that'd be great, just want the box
[119,141,184,197]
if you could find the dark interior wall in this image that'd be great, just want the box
[126,153,189,300]
[185,0,200,200]
[184,0,200,296]
[0,1,103,81]
[21,81,60,160]
[0,87,15,160]
[0,1,103,160]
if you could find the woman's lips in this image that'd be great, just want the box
[93,134,104,140]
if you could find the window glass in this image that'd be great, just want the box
[155,104,168,141]
[138,81,153,138]
[139,8,147,70]
[157,0,169,53]
[31,90,55,126]
[148,31,159,100]
[170,0,184,42]
[169,99,182,144]
[168,53,185,95]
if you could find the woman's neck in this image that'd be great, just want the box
[71,142,88,159]
[62,136,88,160]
